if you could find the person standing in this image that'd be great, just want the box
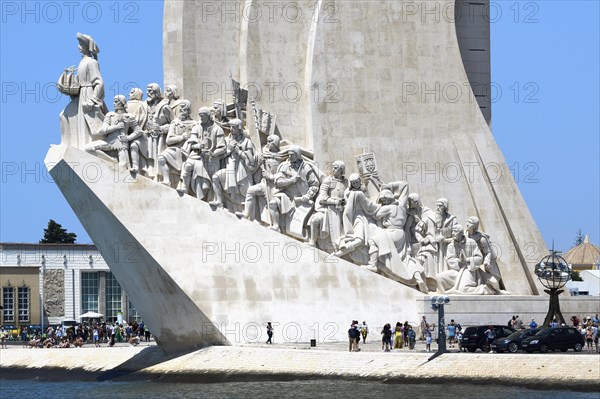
[407,326,416,350]
[266,322,273,345]
[529,318,538,329]
[359,321,369,343]
[425,328,432,352]
[484,325,496,353]
[381,323,392,352]
[585,326,594,351]
[393,322,403,349]
[348,322,360,352]
[419,316,428,341]
[0,327,7,349]
[447,320,456,348]
[514,315,523,330]
[92,326,100,347]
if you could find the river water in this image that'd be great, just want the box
[0,380,596,398]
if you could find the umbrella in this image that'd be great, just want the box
[80,311,104,319]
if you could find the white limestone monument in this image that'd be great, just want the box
[46,1,551,353]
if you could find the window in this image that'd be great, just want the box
[17,286,29,323]
[105,272,122,322]
[81,272,99,313]
[2,286,14,322]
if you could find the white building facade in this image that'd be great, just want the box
[0,243,140,326]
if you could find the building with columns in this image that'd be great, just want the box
[0,243,140,329]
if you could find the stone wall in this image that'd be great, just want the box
[43,269,64,318]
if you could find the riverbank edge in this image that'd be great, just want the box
[1,346,598,392]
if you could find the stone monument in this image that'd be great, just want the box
[46,1,552,353]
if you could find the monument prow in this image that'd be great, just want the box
[45,144,420,353]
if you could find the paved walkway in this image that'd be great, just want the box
[1,339,598,391]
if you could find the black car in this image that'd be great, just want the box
[461,325,515,352]
[491,328,540,353]
[521,327,584,353]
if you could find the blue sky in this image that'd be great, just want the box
[0,1,598,253]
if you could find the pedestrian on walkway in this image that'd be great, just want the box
[348,322,360,352]
[514,315,523,329]
[425,328,432,352]
[484,325,496,353]
[407,326,416,350]
[359,321,369,343]
[393,322,403,349]
[381,323,392,352]
[447,320,456,348]
[419,316,428,340]
[529,318,537,329]
[266,322,273,344]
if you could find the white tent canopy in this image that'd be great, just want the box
[79,311,104,319]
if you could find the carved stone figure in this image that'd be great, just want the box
[436,224,484,294]
[165,85,185,120]
[59,33,108,149]
[210,119,257,211]
[434,198,458,273]
[415,220,437,289]
[212,99,231,135]
[406,193,437,287]
[157,100,195,186]
[334,174,380,261]
[127,87,148,129]
[85,95,143,172]
[405,193,436,256]
[309,161,348,251]
[466,216,510,295]
[178,107,226,200]
[366,184,429,293]
[145,83,175,176]
[235,134,284,221]
[269,146,320,235]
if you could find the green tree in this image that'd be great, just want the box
[571,270,583,282]
[574,229,585,246]
[40,219,77,244]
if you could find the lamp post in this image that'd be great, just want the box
[428,295,450,361]
[534,251,571,326]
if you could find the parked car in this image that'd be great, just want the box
[521,327,584,353]
[491,328,540,353]
[461,325,515,352]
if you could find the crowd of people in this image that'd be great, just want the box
[571,314,600,353]
[0,320,152,349]
[344,313,600,353]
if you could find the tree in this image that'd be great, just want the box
[40,219,77,244]
[571,270,583,282]
[574,229,585,246]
